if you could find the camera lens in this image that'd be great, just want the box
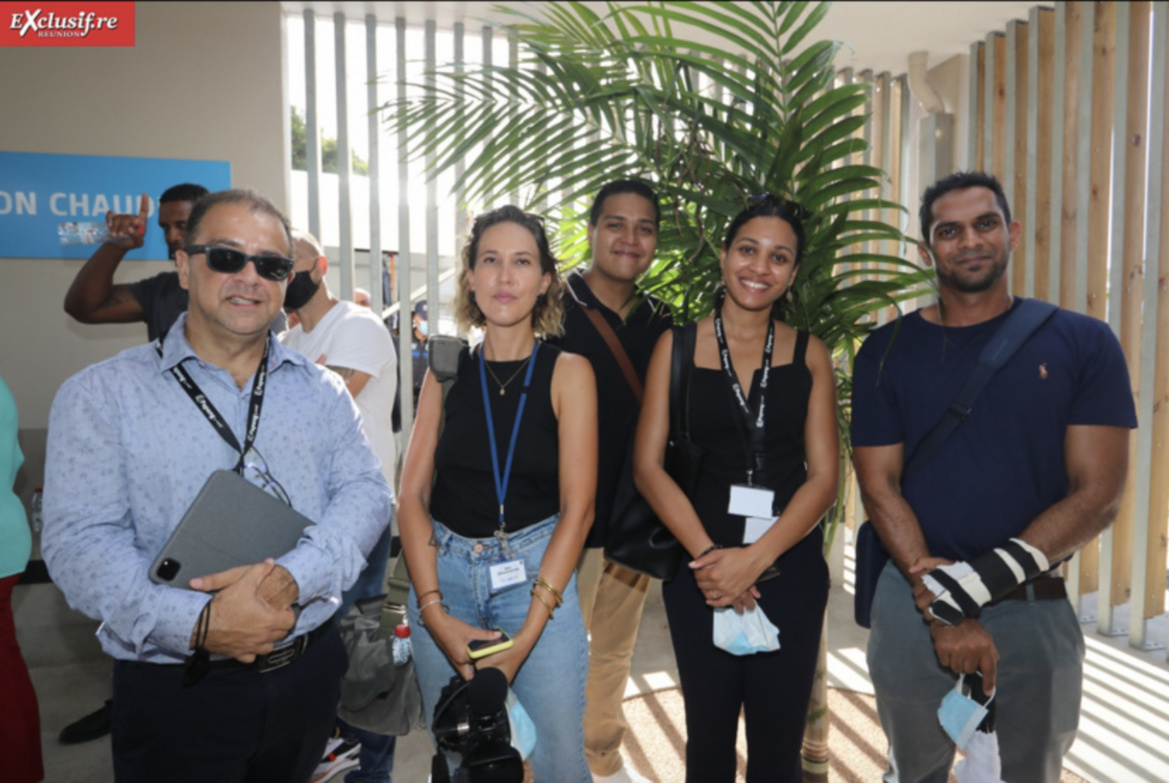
[156,558,181,581]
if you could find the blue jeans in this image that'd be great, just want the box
[338,523,397,782]
[867,562,1083,783]
[406,515,591,783]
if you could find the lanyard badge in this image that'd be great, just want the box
[479,341,539,593]
[714,306,777,537]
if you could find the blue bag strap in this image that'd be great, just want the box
[903,299,1058,478]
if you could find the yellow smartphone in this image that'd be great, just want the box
[466,628,514,659]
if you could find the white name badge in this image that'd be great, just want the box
[489,559,528,593]
[728,484,775,519]
[743,516,777,545]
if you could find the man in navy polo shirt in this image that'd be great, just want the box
[851,171,1136,783]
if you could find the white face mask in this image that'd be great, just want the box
[937,675,992,749]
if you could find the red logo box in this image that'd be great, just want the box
[1,2,134,46]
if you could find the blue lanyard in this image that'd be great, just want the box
[478,340,540,531]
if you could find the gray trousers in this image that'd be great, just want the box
[867,562,1084,783]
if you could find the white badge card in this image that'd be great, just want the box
[743,516,776,545]
[728,484,775,519]
[489,559,528,594]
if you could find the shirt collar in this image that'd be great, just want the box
[155,312,308,374]
[567,269,659,323]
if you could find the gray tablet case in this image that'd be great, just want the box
[149,469,314,586]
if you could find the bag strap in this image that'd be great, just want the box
[671,323,697,440]
[567,274,645,404]
[904,299,1058,478]
[384,553,411,609]
[581,305,644,404]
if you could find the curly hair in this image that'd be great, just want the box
[454,205,565,338]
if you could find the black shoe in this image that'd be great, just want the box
[59,699,113,744]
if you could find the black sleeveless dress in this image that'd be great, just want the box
[662,328,830,783]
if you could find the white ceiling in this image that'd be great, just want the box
[280,1,1041,76]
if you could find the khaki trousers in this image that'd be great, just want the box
[577,547,652,777]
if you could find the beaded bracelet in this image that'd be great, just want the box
[531,587,556,620]
[697,544,723,559]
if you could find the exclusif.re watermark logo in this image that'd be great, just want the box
[1,2,135,46]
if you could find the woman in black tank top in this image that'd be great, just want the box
[398,206,598,782]
[634,197,840,782]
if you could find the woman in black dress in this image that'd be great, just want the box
[633,196,839,782]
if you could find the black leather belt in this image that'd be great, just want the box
[994,574,1067,604]
[209,622,331,674]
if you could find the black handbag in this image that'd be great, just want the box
[853,299,1058,628]
[605,323,702,580]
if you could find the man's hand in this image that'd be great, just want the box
[190,560,297,662]
[909,555,953,618]
[104,193,149,249]
[930,618,1000,692]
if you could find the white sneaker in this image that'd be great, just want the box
[311,734,361,783]
[593,767,652,783]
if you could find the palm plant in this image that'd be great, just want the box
[386,1,932,774]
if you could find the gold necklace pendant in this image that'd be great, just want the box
[484,354,531,396]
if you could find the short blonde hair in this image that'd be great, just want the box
[455,205,565,338]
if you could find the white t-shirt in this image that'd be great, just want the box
[281,301,398,486]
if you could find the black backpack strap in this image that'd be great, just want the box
[904,299,1059,477]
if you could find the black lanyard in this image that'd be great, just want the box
[713,305,773,484]
[155,335,271,472]
[478,341,539,535]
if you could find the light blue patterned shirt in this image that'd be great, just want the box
[43,314,393,664]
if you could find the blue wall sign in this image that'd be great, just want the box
[0,151,231,260]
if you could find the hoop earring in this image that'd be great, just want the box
[536,293,547,307]
[469,291,477,305]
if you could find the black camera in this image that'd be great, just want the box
[430,667,524,783]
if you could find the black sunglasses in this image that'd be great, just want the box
[185,245,294,282]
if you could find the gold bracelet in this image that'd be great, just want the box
[534,576,564,607]
[531,587,556,620]
[417,598,448,627]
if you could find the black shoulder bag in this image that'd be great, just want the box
[605,323,703,580]
[854,299,1058,628]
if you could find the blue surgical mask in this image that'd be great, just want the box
[506,690,536,760]
[937,675,990,749]
[418,320,429,337]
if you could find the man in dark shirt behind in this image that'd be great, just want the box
[64,183,208,341]
[552,179,670,783]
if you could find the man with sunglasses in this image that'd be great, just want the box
[42,189,393,783]
[281,229,399,783]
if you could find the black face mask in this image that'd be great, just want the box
[283,269,321,310]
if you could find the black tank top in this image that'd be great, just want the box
[688,329,812,547]
[432,343,562,537]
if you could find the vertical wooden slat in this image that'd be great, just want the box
[1085,1,1115,325]
[1133,0,1169,652]
[1007,20,1029,296]
[876,72,892,326]
[1049,4,1068,308]
[987,33,1008,183]
[898,74,911,260]
[425,20,440,322]
[1099,0,1140,635]
[453,22,467,306]
[970,42,985,171]
[1057,2,1095,601]
[1028,7,1055,301]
